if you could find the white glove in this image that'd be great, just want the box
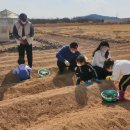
[64,60,70,66]
[22,36,27,40]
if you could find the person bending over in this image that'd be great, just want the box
[75,55,97,85]
[104,59,130,101]
[56,42,81,74]
[92,41,112,79]
[13,58,31,81]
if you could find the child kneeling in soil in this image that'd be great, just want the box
[75,55,98,85]
[104,59,130,101]
[13,58,31,81]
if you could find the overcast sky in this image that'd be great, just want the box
[0,0,130,18]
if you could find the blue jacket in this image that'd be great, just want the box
[56,46,80,63]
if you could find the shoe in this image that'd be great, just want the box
[118,90,125,101]
[58,71,64,75]
[68,67,75,72]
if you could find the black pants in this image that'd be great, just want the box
[18,43,33,68]
[119,75,130,91]
[93,66,112,80]
[57,59,76,73]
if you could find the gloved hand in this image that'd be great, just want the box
[64,60,70,66]
[18,37,24,44]
[106,76,111,80]
[26,35,30,38]
[22,36,27,40]
[95,78,101,83]
[114,80,119,85]
[85,81,93,85]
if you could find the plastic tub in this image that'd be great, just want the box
[38,69,51,77]
[101,90,119,102]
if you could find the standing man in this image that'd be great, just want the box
[56,42,81,74]
[13,13,34,68]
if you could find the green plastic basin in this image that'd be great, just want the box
[101,90,119,102]
[38,69,51,77]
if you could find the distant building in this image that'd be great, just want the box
[104,19,127,24]
[0,9,18,42]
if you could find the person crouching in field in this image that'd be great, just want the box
[104,59,130,101]
[56,42,81,74]
[13,58,31,81]
[92,41,112,80]
[75,55,98,85]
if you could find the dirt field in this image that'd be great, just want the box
[36,24,130,43]
[0,24,130,130]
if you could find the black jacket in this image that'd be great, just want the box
[75,63,97,82]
